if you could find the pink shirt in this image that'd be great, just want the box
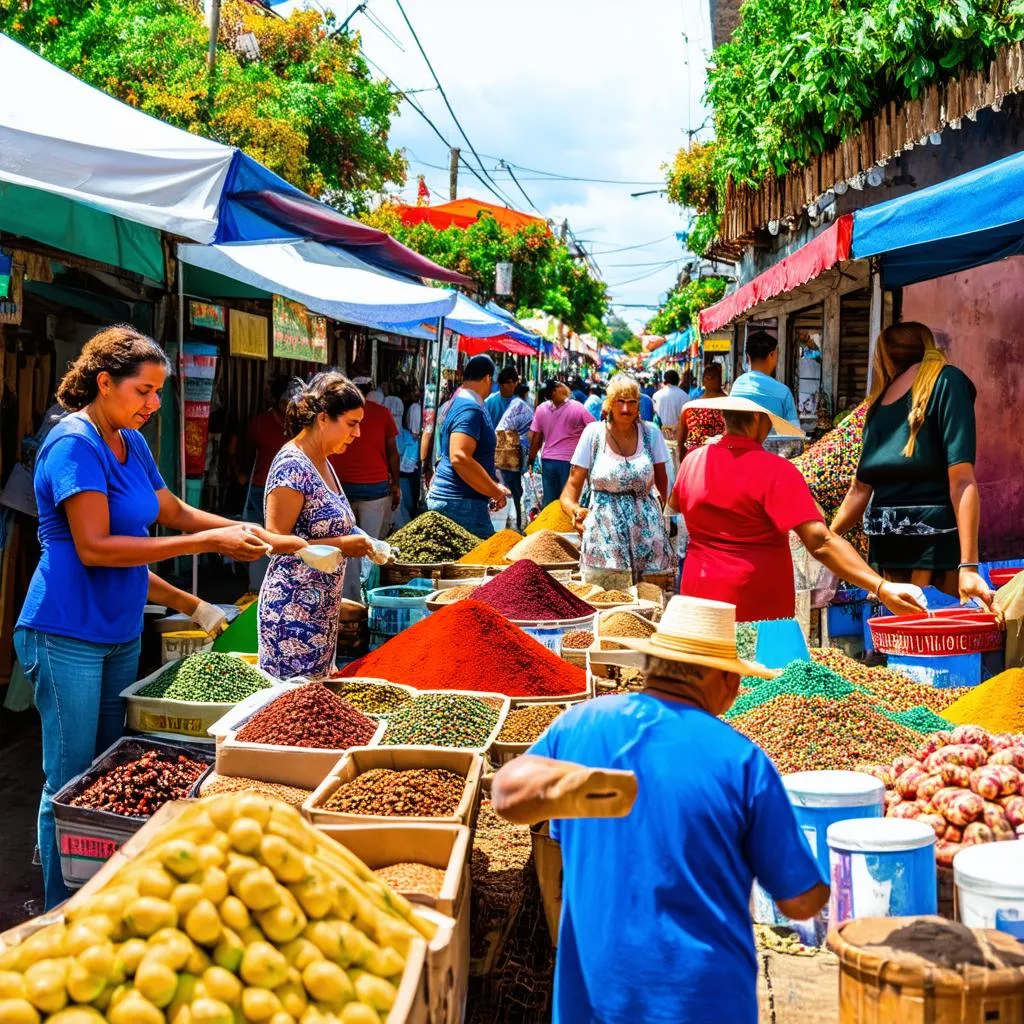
[530,400,595,462]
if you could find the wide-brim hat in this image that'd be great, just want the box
[686,395,805,438]
[614,595,778,679]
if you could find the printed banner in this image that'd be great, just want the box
[182,343,218,476]
[272,294,328,363]
[703,337,731,353]
[229,309,269,359]
[189,300,226,331]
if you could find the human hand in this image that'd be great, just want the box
[960,568,996,612]
[877,580,927,617]
[390,483,402,511]
[341,534,376,558]
[490,484,510,512]
[191,600,227,635]
[571,505,589,536]
[209,524,271,562]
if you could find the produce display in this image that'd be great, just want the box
[496,704,564,744]
[235,683,378,750]
[942,668,1024,732]
[137,653,272,704]
[504,530,579,566]
[457,529,522,565]
[387,512,480,564]
[381,694,500,749]
[590,590,634,604]
[0,793,434,1023]
[339,601,588,698]
[69,750,208,817]
[471,560,593,620]
[566,583,601,600]
[199,775,312,808]
[562,630,594,650]
[525,501,575,535]
[373,863,447,898]
[323,768,466,817]
[432,585,478,605]
[326,681,412,716]
[861,724,1024,866]
[599,610,656,647]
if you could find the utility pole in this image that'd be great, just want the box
[560,218,569,242]
[207,0,221,109]
[449,147,460,200]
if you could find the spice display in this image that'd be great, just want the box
[472,559,594,620]
[137,651,271,703]
[324,767,466,816]
[374,862,448,897]
[635,582,665,604]
[382,692,500,748]
[567,582,601,599]
[497,704,564,744]
[2,792,436,1024]
[199,774,311,807]
[526,500,575,535]
[340,599,588,697]
[591,589,634,604]
[235,681,377,749]
[472,800,533,912]
[505,529,580,566]
[877,918,1024,970]
[736,622,758,661]
[327,679,413,715]
[943,668,1024,732]
[563,629,595,649]
[389,510,480,563]
[69,749,207,817]
[600,610,656,638]
[433,584,479,604]
[457,528,523,565]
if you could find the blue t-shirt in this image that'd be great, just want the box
[530,694,823,1024]
[572,388,588,404]
[19,414,165,645]
[430,393,497,502]
[583,394,603,420]
[484,391,513,431]
[731,370,801,427]
[639,392,655,422]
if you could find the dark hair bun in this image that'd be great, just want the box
[285,371,363,436]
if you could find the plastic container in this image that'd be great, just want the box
[989,567,1022,589]
[827,818,937,925]
[508,612,597,659]
[754,616,811,670]
[953,841,1024,929]
[159,630,213,664]
[367,580,434,649]
[827,600,866,638]
[887,651,984,689]
[867,607,1004,657]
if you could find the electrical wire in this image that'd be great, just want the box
[585,234,678,255]
[499,160,542,215]
[479,154,666,187]
[605,262,684,288]
[605,257,689,268]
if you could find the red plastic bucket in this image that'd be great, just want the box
[867,607,1003,657]
[990,567,1022,589]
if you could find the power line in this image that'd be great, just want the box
[606,262,683,288]
[586,234,678,255]
[498,160,541,215]
[479,155,666,187]
[605,257,688,268]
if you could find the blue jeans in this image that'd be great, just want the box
[14,627,140,909]
[541,458,572,508]
[426,496,495,540]
[499,470,524,530]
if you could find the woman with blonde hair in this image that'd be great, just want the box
[560,373,672,589]
[831,322,992,606]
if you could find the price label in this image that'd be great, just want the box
[139,712,205,735]
[60,833,118,861]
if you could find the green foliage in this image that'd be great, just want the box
[606,315,639,350]
[0,0,405,209]
[665,142,719,213]
[647,276,728,337]
[620,336,643,355]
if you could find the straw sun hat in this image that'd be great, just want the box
[686,395,806,438]
[614,595,778,680]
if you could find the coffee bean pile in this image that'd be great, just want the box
[236,682,377,749]
[199,774,311,807]
[562,630,594,650]
[497,704,564,744]
[138,651,271,703]
[382,693,500,748]
[328,680,413,715]
[374,862,447,897]
[70,749,207,817]
[324,767,465,817]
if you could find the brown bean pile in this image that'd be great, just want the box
[199,774,311,807]
[374,862,447,897]
[592,590,634,603]
[235,682,377,749]
[562,630,594,650]
[433,584,479,605]
[70,750,207,817]
[600,611,656,638]
[472,800,533,910]
[498,704,564,744]
[506,530,579,565]
[324,767,465,817]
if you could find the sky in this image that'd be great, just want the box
[278,0,713,331]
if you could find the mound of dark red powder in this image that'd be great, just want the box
[471,559,593,620]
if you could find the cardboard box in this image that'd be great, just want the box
[377,690,511,755]
[489,703,576,767]
[415,905,468,1024]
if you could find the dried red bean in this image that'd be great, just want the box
[70,751,206,817]
[236,682,377,749]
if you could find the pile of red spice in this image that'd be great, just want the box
[338,600,588,697]
[235,682,378,749]
[471,559,593,620]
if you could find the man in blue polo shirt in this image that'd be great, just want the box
[731,329,801,427]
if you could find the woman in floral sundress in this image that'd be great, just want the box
[560,374,673,590]
[258,372,375,679]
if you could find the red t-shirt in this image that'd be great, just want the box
[329,400,397,485]
[672,436,824,622]
[248,410,289,487]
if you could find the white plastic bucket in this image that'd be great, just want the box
[827,818,937,924]
[510,612,597,657]
[954,841,1024,930]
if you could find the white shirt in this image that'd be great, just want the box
[570,421,670,469]
[652,384,687,429]
[383,395,405,424]
[405,401,422,436]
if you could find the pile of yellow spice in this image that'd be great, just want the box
[943,668,1024,733]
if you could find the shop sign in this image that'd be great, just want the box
[0,260,23,326]
[229,309,269,360]
[183,343,218,477]
[495,261,513,295]
[190,300,226,331]
[272,294,328,363]
[704,337,731,353]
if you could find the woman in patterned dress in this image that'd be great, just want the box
[559,374,673,590]
[678,362,727,455]
[258,372,375,679]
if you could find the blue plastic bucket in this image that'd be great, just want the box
[826,600,865,638]
[827,818,937,925]
[366,580,434,650]
[887,651,983,689]
[754,617,810,669]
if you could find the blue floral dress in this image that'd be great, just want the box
[258,445,355,680]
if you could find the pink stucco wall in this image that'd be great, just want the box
[901,257,1024,559]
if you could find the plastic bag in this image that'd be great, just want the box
[995,568,1024,667]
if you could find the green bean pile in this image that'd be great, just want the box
[138,652,271,703]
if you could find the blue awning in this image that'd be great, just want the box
[378,293,542,346]
[851,151,1024,288]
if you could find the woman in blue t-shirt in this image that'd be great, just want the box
[16,325,301,908]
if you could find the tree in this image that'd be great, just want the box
[620,336,643,356]
[0,0,406,211]
[647,276,728,337]
[605,315,639,350]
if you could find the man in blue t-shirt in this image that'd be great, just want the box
[492,595,828,1024]
[731,329,801,427]
[426,355,509,538]
[484,364,519,430]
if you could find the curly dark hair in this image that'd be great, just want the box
[286,371,364,436]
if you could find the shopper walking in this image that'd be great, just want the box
[496,383,534,530]
[678,363,727,454]
[652,369,687,440]
[583,382,604,420]
[528,380,595,507]
[731,330,800,427]
[485,364,520,430]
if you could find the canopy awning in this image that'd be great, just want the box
[458,335,537,357]
[851,151,1024,287]
[377,292,541,345]
[394,197,549,234]
[699,214,854,333]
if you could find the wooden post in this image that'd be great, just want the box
[449,148,460,201]
[867,265,883,395]
[775,310,789,391]
[823,289,842,413]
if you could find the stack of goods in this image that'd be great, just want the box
[340,600,588,699]
[388,511,480,563]
[327,680,412,716]
[599,610,656,650]
[381,693,500,748]
[562,629,594,649]
[526,501,575,534]
[69,749,207,817]
[199,775,311,807]
[942,668,1024,733]
[138,652,271,703]
[457,529,522,565]
[504,530,579,566]
[497,704,564,744]
[861,724,1024,865]
[0,793,435,1024]
[235,682,378,749]
[324,767,465,816]
[432,584,479,605]
[634,582,664,605]
[472,559,593,621]
[375,863,447,898]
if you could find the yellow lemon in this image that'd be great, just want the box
[107,989,166,1024]
[352,974,396,1012]
[112,938,148,978]
[162,839,201,880]
[218,895,251,933]
[170,883,205,917]
[15,924,66,969]
[197,844,226,869]
[301,961,353,1006]
[234,795,273,828]
[228,818,264,855]
[47,1006,106,1023]
[124,897,178,937]
[303,923,341,962]
[279,938,320,972]
[134,955,179,1007]
[241,986,283,1022]
[339,1005,379,1024]
[200,867,229,907]
[0,971,27,999]
[76,942,115,980]
[273,981,308,1019]
[137,867,176,901]
[203,965,242,1006]
[237,868,281,913]
[0,998,41,1024]
[212,928,244,974]
[189,996,234,1024]
[240,943,289,990]
[23,957,68,1014]
[256,902,307,945]
[64,960,106,1004]
[185,899,222,947]
[147,928,194,972]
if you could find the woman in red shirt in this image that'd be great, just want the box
[669,396,923,622]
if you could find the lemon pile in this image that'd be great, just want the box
[0,793,435,1024]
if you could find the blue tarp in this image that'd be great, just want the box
[379,293,542,345]
[851,150,1024,288]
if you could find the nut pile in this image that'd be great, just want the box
[374,862,447,897]
[562,629,594,649]
[504,529,579,565]
[382,693,500,748]
[497,704,564,744]
[69,749,207,817]
[324,767,465,817]
[328,680,413,715]
[138,651,271,703]
[199,774,312,807]
[433,584,479,605]
[236,682,378,749]
[567,582,600,599]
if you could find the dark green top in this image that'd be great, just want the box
[856,365,977,570]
